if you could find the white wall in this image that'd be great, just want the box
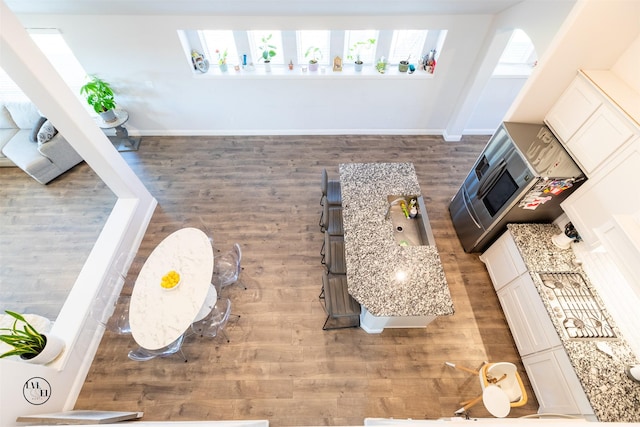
[9,9,568,136]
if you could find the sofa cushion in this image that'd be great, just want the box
[5,101,41,129]
[30,116,48,142]
[37,120,58,145]
[0,104,17,128]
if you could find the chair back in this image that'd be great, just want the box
[483,362,525,404]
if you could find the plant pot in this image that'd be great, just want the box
[22,335,65,365]
[219,63,228,72]
[308,62,319,72]
[264,61,272,72]
[399,61,409,72]
[99,109,117,123]
[354,62,364,72]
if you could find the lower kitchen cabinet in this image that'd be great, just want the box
[523,348,595,418]
[497,274,561,357]
[481,230,594,418]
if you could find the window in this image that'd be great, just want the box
[248,31,284,65]
[344,30,378,65]
[388,30,428,64]
[1,30,88,100]
[493,29,537,76]
[200,30,240,66]
[297,30,330,65]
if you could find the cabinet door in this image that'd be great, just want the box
[545,76,602,143]
[566,104,636,176]
[497,274,561,356]
[562,138,640,247]
[523,348,594,416]
[480,231,527,291]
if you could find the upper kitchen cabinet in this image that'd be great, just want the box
[545,74,602,143]
[545,70,639,177]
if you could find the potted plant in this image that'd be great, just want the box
[0,310,64,365]
[347,38,376,72]
[376,56,388,74]
[305,46,323,72]
[80,75,117,122]
[217,48,229,72]
[399,55,410,73]
[258,34,277,72]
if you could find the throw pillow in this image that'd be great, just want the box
[30,116,48,142]
[5,101,41,129]
[0,104,17,128]
[37,120,58,145]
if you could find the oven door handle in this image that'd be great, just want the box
[462,186,482,229]
[477,159,507,199]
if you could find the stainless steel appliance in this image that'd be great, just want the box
[449,122,586,253]
[538,272,616,339]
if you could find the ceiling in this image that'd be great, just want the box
[4,0,526,15]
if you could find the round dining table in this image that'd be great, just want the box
[129,227,214,350]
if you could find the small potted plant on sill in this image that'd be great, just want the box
[399,55,410,73]
[376,56,388,74]
[80,75,117,123]
[347,38,376,72]
[305,46,323,72]
[217,48,229,72]
[258,34,277,72]
[0,310,64,365]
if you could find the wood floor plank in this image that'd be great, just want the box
[2,134,541,425]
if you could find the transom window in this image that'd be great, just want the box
[248,31,284,65]
[344,30,378,65]
[388,30,428,64]
[297,30,331,65]
[200,30,240,66]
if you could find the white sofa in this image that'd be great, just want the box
[0,100,83,184]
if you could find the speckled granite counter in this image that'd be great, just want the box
[339,162,454,319]
[508,223,640,423]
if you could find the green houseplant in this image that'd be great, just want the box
[305,46,323,71]
[80,75,117,122]
[347,38,376,72]
[0,310,64,364]
[258,34,277,71]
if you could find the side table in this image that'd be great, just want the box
[94,109,140,152]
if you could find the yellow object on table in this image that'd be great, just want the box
[161,270,181,289]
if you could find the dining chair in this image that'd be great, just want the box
[90,273,131,335]
[213,243,244,290]
[320,168,342,207]
[191,297,232,343]
[128,334,187,362]
[444,361,527,417]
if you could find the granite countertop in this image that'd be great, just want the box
[339,162,454,317]
[508,223,640,423]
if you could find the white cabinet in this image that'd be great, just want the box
[479,231,527,291]
[545,75,602,143]
[523,348,594,417]
[562,138,640,248]
[497,274,561,356]
[481,230,594,417]
[545,72,638,177]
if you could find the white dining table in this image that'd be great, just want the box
[129,227,214,350]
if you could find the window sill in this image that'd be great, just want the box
[192,64,436,79]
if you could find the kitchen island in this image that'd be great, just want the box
[339,162,454,333]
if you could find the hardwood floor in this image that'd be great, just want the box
[4,135,540,425]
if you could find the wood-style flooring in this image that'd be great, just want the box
[2,135,540,425]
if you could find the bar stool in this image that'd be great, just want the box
[321,231,347,275]
[320,168,342,207]
[319,195,344,235]
[320,272,360,330]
